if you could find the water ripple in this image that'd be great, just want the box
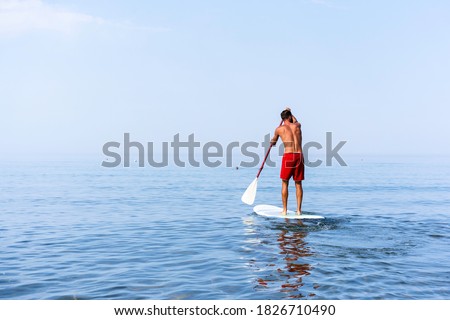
[1,161,450,299]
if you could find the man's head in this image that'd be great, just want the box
[280,110,292,122]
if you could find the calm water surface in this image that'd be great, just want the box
[0,156,449,299]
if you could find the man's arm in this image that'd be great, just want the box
[291,113,298,124]
[286,107,298,124]
[270,127,280,146]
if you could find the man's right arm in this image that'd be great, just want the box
[271,127,280,146]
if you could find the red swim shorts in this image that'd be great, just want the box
[280,152,304,181]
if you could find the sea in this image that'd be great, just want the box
[1,155,449,299]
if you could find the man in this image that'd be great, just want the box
[271,107,304,215]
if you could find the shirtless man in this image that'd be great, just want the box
[270,108,305,215]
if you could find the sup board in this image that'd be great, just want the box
[253,204,324,220]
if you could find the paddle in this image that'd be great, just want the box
[241,120,283,205]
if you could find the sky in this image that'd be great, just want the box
[1,0,449,159]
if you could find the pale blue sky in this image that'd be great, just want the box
[1,0,449,158]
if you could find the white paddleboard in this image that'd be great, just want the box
[254,204,324,220]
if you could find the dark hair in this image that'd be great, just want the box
[280,110,292,120]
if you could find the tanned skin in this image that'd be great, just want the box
[270,108,303,215]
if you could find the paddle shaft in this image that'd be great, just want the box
[256,120,283,178]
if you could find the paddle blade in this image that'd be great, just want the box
[241,178,258,205]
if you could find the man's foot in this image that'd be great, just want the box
[281,209,287,215]
[296,210,302,216]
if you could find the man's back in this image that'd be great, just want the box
[276,122,303,154]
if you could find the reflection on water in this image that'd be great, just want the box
[244,218,319,299]
[276,226,314,298]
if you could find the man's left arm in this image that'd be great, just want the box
[285,107,298,124]
[291,114,298,124]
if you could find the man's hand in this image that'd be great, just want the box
[285,107,298,124]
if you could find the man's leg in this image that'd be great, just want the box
[281,179,289,215]
[295,181,303,215]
